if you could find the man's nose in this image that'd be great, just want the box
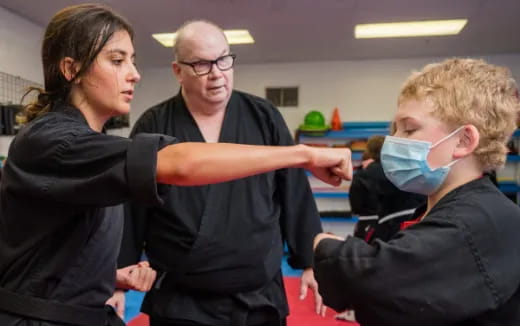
[208,62,224,78]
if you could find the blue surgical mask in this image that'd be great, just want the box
[381,126,464,195]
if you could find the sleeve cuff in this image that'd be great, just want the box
[126,133,178,205]
[314,238,345,264]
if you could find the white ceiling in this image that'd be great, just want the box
[1,0,520,69]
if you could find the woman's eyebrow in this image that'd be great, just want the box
[107,48,133,58]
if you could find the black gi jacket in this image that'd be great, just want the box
[350,161,425,241]
[350,165,379,238]
[118,91,322,324]
[0,103,176,325]
[315,177,520,326]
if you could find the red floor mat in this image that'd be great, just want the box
[128,277,359,326]
[284,277,359,326]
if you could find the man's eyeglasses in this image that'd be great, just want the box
[179,54,237,76]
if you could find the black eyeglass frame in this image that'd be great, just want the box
[178,54,237,76]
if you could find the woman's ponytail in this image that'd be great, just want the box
[21,87,53,123]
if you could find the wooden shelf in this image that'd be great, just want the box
[299,121,390,142]
[313,192,349,198]
[498,182,520,193]
[507,154,520,162]
[320,216,358,223]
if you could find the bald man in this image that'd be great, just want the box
[116,20,326,326]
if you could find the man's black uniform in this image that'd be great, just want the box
[119,91,322,325]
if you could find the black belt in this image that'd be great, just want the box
[0,287,120,326]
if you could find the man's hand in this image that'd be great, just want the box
[313,232,345,251]
[105,290,126,319]
[115,261,157,291]
[305,147,353,186]
[299,268,326,317]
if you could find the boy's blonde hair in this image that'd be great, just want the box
[398,58,520,170]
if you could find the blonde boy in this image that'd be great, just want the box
[314,58,520,326]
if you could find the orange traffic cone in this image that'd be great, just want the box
[331,107,342,130]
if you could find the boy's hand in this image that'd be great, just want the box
[313,232,345,251]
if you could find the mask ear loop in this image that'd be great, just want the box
[431,126,465,148]
[444,158,461,168]
[430,126,466,168]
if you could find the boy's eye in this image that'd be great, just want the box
[112,59,124,65]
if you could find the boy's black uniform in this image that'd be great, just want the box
[315,177,520,326]
[350,161,425,241]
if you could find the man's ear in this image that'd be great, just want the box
[172,61,182,83]
[454,124,479,158]
[60,57,81,83]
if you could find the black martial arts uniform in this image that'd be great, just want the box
[315,177,520,326]
[118,91,322,326]
[0,103,176,325]
[350,164,379,239]
[360,161,424,242]
[350,161,425,242]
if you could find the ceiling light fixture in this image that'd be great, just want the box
[152,30,255,47]
[355,19,468,39]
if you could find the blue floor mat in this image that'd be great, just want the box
[124,290,146,322]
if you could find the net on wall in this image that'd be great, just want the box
[0,71,42,105]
